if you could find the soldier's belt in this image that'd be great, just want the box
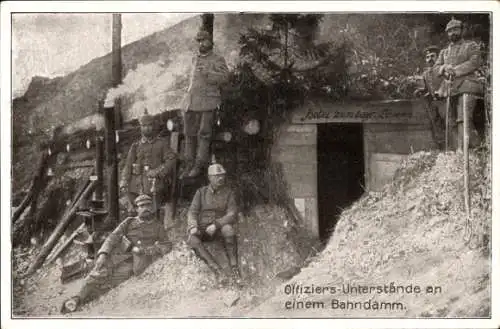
[132,164,154,175]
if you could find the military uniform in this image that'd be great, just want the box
[61,195,171,313]
[434,18,484,150]
[186,163,241,285]
[120,112,177,214]
[422,44,443,97]
[420,46,446,149]
[181,30,229,178]
[187,184,238,234]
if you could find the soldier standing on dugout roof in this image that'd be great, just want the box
[119,109,177,221]
[435,17,484,151]
[60,194,172,314]
[414,45,446,149]
[186,162,242,287]
[421,45,443,98]
[180,29,230,179]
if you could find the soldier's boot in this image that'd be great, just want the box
[187,137,211,178]
[223,236,242,286]
[163,202,175,231]
[61,278,96,313]
[60,296,81,314]
[180,136,197,179]
[192,245,228,287]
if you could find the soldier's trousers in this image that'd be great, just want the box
[76,259,134,304]
[187,224,238,270]
[183,110,214,166]
[448,93,481,150]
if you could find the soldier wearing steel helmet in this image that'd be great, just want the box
[186,162,241,287]
[434,17,484,150]
[119,109,178,218]
[60,194,172,314]
[180,29,230,178]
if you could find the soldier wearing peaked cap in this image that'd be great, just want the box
[186,162,242,287]
[180,29,230,179]
[60,194,172,314]
[415,45,443,98]
[120,109,178,222]
[414,44,446,149]
[434,17,484,151]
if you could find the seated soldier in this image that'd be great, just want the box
[60,194,172,314]
[186,163,241,286]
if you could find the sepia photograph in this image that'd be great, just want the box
[1,1,498,328]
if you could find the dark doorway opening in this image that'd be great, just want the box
[317,123,365,243]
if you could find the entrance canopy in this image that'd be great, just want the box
[291,99,429,125]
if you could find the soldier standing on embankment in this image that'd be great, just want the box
[415,45,446,149]
[435,17,483,151]
[60,194,172,314]
[180,29,229,178]
[119,109,177,222]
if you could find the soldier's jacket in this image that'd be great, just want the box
[434,39,483,97]
[120,136,177,195]
[97,216,170,275]
[423,66,444,98]
[187,184,238,232]
[182,50,229,112]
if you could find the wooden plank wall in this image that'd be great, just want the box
[271,124,319,237]
[269,119,435,234]
[364,123,434,191]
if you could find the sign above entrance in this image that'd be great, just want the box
[292,99,429,124]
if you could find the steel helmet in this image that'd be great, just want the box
[134,194,153,207]
[446,17,462,31]
[139,109,154,126]
[208,163,226,176]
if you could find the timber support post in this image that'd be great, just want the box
[94,134,105,201]
[102,13,123,228]
[201,13,214,43]
[463,93,471,217]
[112,13,123,130]
[103,101,120,227]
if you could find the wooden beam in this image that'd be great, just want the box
[112,13,123,130]
[201,14,214,42]
[24,180,97,277]
[104,103,119,227]
[12,151,50,223]
[45,222,85,266]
